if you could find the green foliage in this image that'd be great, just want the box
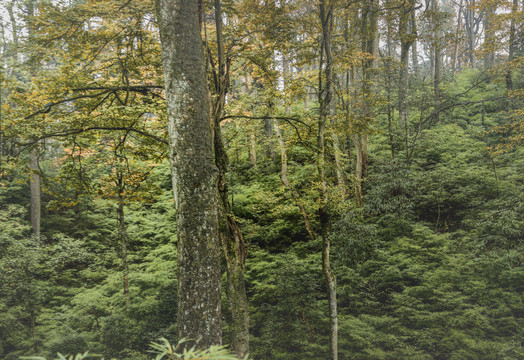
[0,204,31,238]
[19,338,238,360]
[21,352,98,360]
[150,338,239,360]
[246,249,328,359]
[1,0,523,359]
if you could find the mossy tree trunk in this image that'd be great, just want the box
[211,1,249,356]
[319,1,338,358]
[156,0,222,349]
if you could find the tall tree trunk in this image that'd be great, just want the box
[399,0,415,156]
[244,78,257,168]
[352,134,364,206]
[30,149,40,236]
[264,117,275,163]
[248,128,257,168]
[31,308,37,352]
[319,1,338,359]
[212,1,249,356]
[6,1,19,64]
[410,9,419,76]
[464,1,478,68]
[483,5,496,70]
[26,0,41,236]
[215,119,249,358]
[506,0,518,91]
[452,0,464,74]
[117,175,130,309]
[156,0,222,349]
[354,0,377,204]
[385,13,395,158]
[433,0,441,123]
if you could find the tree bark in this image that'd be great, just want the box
[483,5,495,70]
[451,0,464,74]
[30,149,41,236]
[215,119,249,358]
[385,13,395,158]
[398,2,413,154]
[156,0,222,348]
[211,1,249,356]
[352,134,364,206]
[410,9,419,76]
[353,0,377,204]
[6,1,19,64]
[26,0,41,236]
[399,0,415,156]
[117,173,130,309]
[432,0,441,123]
[464,0,480,68]
[319,1,338,359]
[506,0,518,91]
[248,128,257,168]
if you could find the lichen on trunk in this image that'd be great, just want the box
[156,0,222,349]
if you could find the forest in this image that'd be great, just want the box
[0,0,522,359]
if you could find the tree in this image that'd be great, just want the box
[398,0,417,156]
[206,0,249,356]
[155,0,222,349]
[505,0,520,90]
[318,0,338,358]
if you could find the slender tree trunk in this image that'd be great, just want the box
[483,6,496,70]
[31,308,37,352]
[354,0,377,203]
[319,1,338,359]
[399,0,415,156]
[464,1,477,68]
[352,134,364,206]
[30,149,40,236]
[244,78,257,168]
[212,1,249,356]
[452,0,464,74]
[6,1,19,64]
[22,0,41,236]
[383,9,395,158]
[248,129,257,168]
[361,133,368,179]
[215,120,249,358]
[264,117,275,163]
[506,0,518,91]
[433,0,441,123]
[156,0,222,348]
[117,176,130,309]
[410,9,419,76]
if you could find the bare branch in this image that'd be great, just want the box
[21,126,168,146]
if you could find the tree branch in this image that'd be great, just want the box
[21,126,168,146]
[25,85,164,119]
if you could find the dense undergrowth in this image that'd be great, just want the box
[1,65,523,359]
